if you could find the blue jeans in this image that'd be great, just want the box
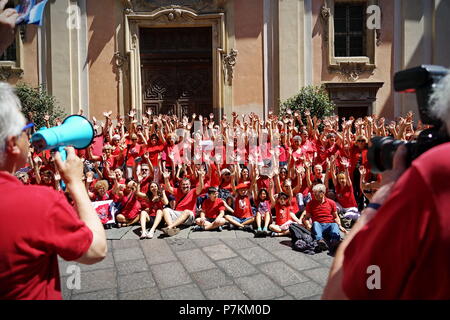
[312,222,340,242]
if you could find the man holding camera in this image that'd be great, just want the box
[323,72,450,299]
[0,82,107,299]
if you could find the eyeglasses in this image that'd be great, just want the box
[141,169,149,172]
[22,123,35,136]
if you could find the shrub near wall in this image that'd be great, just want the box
[280,85,336,123]
[15,83,66,130]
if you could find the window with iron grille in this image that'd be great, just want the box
[334,3,366,57]
[0,41,17,62]
[0,1,17,62]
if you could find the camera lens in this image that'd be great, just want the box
[368,136,406,173]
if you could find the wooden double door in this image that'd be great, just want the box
[140,27,213,118]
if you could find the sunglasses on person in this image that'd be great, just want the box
[22,123,35,136]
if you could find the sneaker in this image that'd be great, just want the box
[270,231,277,237]
[216,226,223,232]
[243,225,253,233]
[161,227,169,234]
[227,224,236,231]
[255,230,266,238]
[317,239,329,252]
[167,227,180,237]
[140,231,147,240]
[146,230,154,239]
[192,226,204,232]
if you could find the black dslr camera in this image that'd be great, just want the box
[368,65,450,173]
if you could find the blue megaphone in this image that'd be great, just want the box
[31,115,95,189]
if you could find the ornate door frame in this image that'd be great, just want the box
[124,6,226,120]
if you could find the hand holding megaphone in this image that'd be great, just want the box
[54,147,84,186]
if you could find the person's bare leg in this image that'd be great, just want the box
[167,210,191,229]
[255,212,262,229]
[139,211,149,237]
[263,212,271,229]
[162,208,174,227]
[149,210,164,234]
[242,217,255,226]
[204,218,226,231]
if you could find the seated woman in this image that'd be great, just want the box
[330,158,360,225]
[136,182,168,239]
[113,180,142,228]
[88,180,111,202]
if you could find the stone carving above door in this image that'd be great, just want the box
[126,0,226,13]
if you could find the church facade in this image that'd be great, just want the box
[1,0,450,122]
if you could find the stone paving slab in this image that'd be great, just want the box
[234,273,285,300]
[71,288,118,300]
[216,257,259,278]
[161,283,205,300]
[202,243,238,261]
[150,262,192,289]
[118,271,156,293]
[237,246,278,265]
[175,248,216,273]
[258,261,310,287]
[190,268,234,291]
[204,285,250,300]
[119,287,162,300]
[60,232,335,301]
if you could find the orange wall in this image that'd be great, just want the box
[312,0,396,119]
[233,0,264,116]
[87,0,119,120]
[21,26,39,87]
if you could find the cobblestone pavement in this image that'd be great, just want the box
[59,226,333,300]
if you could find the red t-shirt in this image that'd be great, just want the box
[342,142,450,299]
[201,198,225,219]
[119,194,142,220]
[146,143,164,167]
[275,203,292,226]
[305,198,337,224]
[0,172,93,300]
[173,188,198,214]
[234,196,253,219]
[143,198,164,217]
[124,143,143,167]
[335,183,357,208]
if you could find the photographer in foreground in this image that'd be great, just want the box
[0,82,107,300]
[323,70,450,299]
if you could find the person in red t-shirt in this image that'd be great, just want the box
[160,167,206,237]
[193,187,227,231]
[330,158,359,224]
[301,184,347,252]
[136,182,169,239]
[0,85,106,299]
[268,179,303,237]
[114,180,142,227]
[225,183,255,231]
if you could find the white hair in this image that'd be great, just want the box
[312,184,326,194]
[430,73,450,131]
[0,82,26,166]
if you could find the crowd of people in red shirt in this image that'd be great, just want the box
[16,108,424,248]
